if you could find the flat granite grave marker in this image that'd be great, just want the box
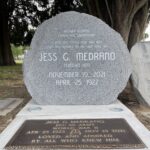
[23,11,131,105]
[5,119,145,149]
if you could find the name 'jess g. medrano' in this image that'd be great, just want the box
[39,52,116,62]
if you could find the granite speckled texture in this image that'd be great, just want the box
[131,42,150,106]
[23,11,131,105]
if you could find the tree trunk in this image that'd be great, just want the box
[0,0,15,66]
[84,0,148,50]
[128,2,148,50]
[82,0,149,103]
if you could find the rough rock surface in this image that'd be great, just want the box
[131,42,150,106]
[23,11,131,105]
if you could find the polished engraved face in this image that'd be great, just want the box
[6,119,145,149]
[23,11,132,105]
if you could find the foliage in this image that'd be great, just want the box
[11,44,29,64]
[11,45,23,58]
[8,0,53,45]
[7,0,150,48]
[51,0,150,50]
[8,0,84,45]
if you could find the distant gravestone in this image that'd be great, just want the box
[131,42,150,106]
[23,11,131,105]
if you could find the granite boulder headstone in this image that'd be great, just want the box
[23,11,131,105]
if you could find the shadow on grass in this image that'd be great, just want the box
[0,63,30,99]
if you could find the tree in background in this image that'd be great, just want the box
[0,0,150,65]
[0,0,52,66]
[51,0,150,50]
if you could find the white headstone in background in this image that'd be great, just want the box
[131,42,150,106]
[23,11,131,105]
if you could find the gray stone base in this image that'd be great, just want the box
[0,100,150,150]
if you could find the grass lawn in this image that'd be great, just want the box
[0,63,30,133]
[0,64,30,99]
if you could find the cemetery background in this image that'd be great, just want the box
[0,0,150,134]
